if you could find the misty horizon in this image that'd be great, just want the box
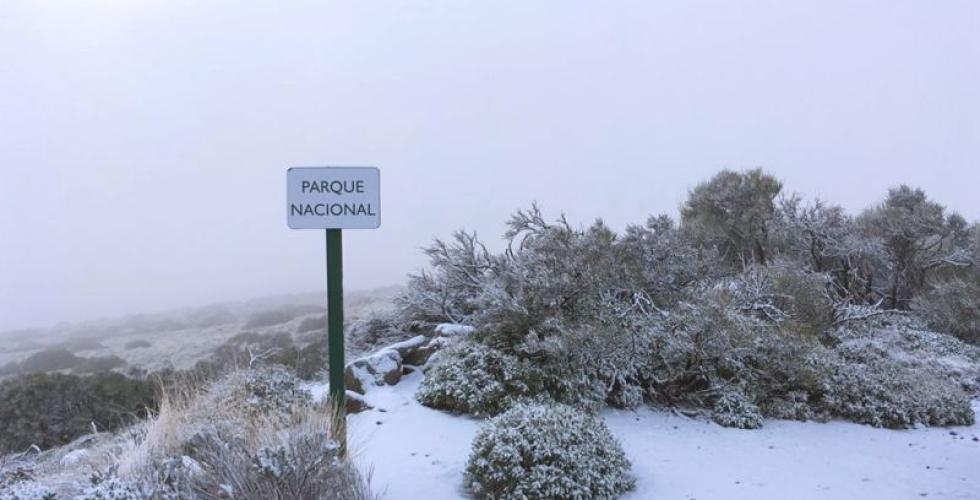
[2,2,978,331]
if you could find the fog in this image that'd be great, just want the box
[1,1,977,331]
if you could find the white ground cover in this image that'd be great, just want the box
[337,370,980,500]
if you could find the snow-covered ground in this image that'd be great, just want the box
[345,371,980,500]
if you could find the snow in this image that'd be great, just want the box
[434,323,475,336]
[302,380,331,401]
[59,448,89,467]
[386,335,428,352]
[347,369,481,499]
[606,403,980,500]
[344,374,980,500]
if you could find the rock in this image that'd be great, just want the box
[344,332,454,393]
[345,367,365,394]
[387,335,447,366]
[346,391,372,414]
[344,349,403,394]
[382,360,402,385]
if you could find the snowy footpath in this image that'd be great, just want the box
[346,370,980,500]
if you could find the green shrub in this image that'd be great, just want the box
[912,278,980,346]
[123,339,152,350]
[0,372,156,453]
[466,402,633,500]
[16,348,83,374]
[296,314,326,333]
[74,355,127,374]
[243,304,323,329]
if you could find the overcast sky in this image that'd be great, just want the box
[1,1,978,331]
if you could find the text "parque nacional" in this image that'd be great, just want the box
[289,180,377,217]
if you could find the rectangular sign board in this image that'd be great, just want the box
[287,167,380,229]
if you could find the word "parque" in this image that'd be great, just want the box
[301,180,365,194]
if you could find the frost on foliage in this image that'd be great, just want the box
[711,389,763,429]
[397,231,492,325]
[0,482,57,500]
[812,331,976,428]
[416,341,532,416]
[206,366,312,425]
[59,449,90,468]
[76,474,145,500]
[912,278,980,346]
[400,198,980,429]
[253,432,342,481]
[465,402,634,500]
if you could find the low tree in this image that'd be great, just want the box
[681,168,783,269]
[857,186,972,309]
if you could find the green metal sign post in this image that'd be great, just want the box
[326,228,346,453]
[287,167,380,457]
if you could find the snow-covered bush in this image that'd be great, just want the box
[205,366,312,426]
[0,482,57,500]
[913,278,980,346]
[104,368,375,500]
[465,402,634,500]
[416,341,534,416]
[397,231,493,326]
[402,178,980,429]
[643,294,761,407]
[760,390,816,421]
[717,263,835,339]
[182,417,371,500]
[711,388,763,429]
[813,338,975,428]
[76,473,145,500]
[617,214,721,309]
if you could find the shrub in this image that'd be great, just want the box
[204,367,313,426]
[243,304,323,329]
[76,473,145,500]
[296,314,326,334]
[56,337,104,352]
[405,198,980,430]
[293,337,329,381]
[912,278,980,345]
[812,342,975,428]
[74,355,127,374]
[112,369,374,500]
[186,305,236,329]
[417,341,534,416]
[183,418,372,500]
[123,340,152,350]
[0,482,58,500]
[643,294,762,407]
[345,315,409,354]
[719,264,834,338]
[17,348,83,374]
[711,388,763,429]
[465,402,633,500]
[0,372,156,453]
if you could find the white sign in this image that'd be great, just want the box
[287,167,380,229]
